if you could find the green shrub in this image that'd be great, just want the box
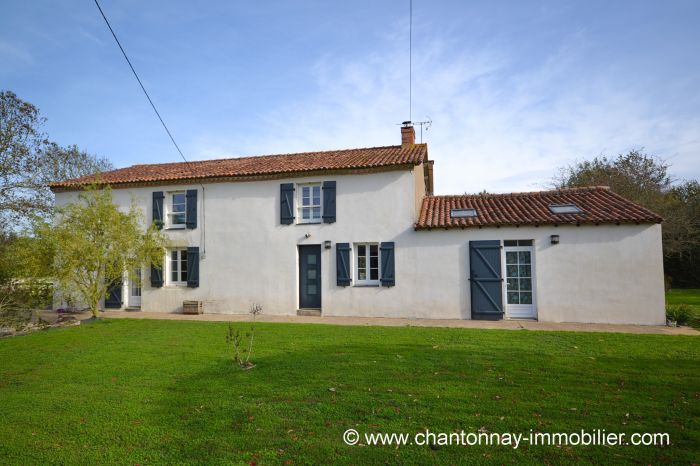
[1,280,53,310]
[666,304,694,325]
[0,294,32,329]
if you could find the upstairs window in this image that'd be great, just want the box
[355,243,380,286]
[168,192,187,228]
[298,183,322,224]
[548,203,582,214]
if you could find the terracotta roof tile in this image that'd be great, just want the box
[49,144,428,190]
[415,187,662,229]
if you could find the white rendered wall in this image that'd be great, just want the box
[54,170,665,325]
[55,169,418,315]
[389,223,666,324]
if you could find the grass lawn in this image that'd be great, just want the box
[667,288,700,312]
[666,288,700,328]
[0,320,698,464]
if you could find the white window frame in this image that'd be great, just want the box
[166,248,188,286]
[297,183,322,224]
[167,191,187,229]
[130,268,142,296]
[501,243,537,319]
[354,242,380,286]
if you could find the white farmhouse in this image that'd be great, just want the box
[50,124,666,324]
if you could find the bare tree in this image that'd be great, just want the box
[0,91,113,231]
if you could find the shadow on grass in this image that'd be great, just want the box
[143,341,698,464]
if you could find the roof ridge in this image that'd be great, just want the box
[50,143,429,189]
[128,144,422,169]
[426,186,611,199]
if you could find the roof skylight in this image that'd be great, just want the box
[549,203,583,214]
[450,208,478,218]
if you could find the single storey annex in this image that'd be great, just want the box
[50,125,666,325]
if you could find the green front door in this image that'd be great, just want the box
[299,245,322,309]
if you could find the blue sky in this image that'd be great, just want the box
[2,0,699,193]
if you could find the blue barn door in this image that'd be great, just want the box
[469,240,504,320]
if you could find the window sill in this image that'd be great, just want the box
[354,283,380,287]
[164,284,188,288]
[296,221,322,225]
[166,226,186,230]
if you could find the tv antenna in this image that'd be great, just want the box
[399,117,432,143]
[397,2,432,144]
[409,0,413,122]
[413,117,432,143]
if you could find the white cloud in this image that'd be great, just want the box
[78,28,105,47]
[189,24,700,194]
[0,40,33,65]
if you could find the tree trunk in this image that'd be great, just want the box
[90,296,100,318]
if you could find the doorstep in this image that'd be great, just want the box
[297,309,321,317]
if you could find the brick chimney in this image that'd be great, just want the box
[401,121,415,148]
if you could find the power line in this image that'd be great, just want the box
[93,0,191,170]
[409,0,412,122]
[93,0,206,254]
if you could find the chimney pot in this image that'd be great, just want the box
[401,124,415,148]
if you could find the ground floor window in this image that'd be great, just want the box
[355,243,379,285]
[503,241,536,319]
[505,248,533,305]
[168,249,188,286]
[131,268,142,297]
[504,239,533,247]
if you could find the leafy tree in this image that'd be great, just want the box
[0,90,114,311]
[34,185,166,317]
[0,231,21,285]
[664,181,700,286]
[554,150,672,211]
[0,90,113,231]
[554,150,700,286]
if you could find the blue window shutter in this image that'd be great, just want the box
[105,280,123,308]
[152,191,164,230]
[380,242,395,287]
[150,263,163,288]
[187,247,200,288]
[185,189,197,229]
[336,243,351,286]
[280,183,295,224]
[322,181,336,223]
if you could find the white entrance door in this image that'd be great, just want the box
[129,268,142,308]
[504,245,536,319]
